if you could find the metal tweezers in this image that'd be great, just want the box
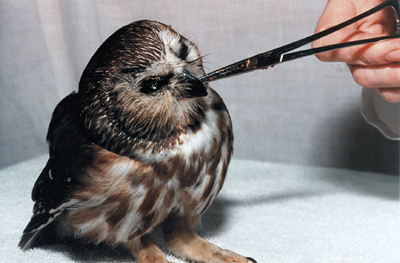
[200,0,400,83]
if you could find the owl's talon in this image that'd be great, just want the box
[246,257,257,263]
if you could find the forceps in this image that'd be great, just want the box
[200,0,400,83]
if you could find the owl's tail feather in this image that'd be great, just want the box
[19,228,41,251]
[19,207,63,251]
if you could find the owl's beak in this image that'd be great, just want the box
[178,71,208,98]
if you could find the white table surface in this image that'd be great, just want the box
[1,155,398,263]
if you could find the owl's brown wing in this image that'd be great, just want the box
[19,92,95,250]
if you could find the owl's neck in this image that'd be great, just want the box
[79,88,208,159]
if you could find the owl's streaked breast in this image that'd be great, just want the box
[64,90,232,244]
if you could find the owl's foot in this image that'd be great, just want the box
[128,234,172,263]
[163,216,256,263]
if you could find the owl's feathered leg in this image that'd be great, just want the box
[128,234,171,263]
[163,215,254,263]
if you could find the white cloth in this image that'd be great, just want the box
[1,156,399,263]
[361,88,400,140]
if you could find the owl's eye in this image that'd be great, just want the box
[139,75,171,95]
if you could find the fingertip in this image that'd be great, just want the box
[349,65,372,88]
[314,51,335,62]
[376,88,400,103]
[312,38,339,62]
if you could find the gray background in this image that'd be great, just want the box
[1,0,398,174]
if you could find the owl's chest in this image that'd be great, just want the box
[161,121,231,215]
[126,109,232,215]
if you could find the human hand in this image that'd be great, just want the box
[312,0,400,102]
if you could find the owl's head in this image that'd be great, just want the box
[79,20,211,147]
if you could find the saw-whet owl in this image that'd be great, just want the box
[19,20,256,263]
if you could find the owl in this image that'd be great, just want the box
[19,20,256,263]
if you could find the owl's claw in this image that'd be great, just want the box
[246,257,257,263]
[187,258,255,263]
